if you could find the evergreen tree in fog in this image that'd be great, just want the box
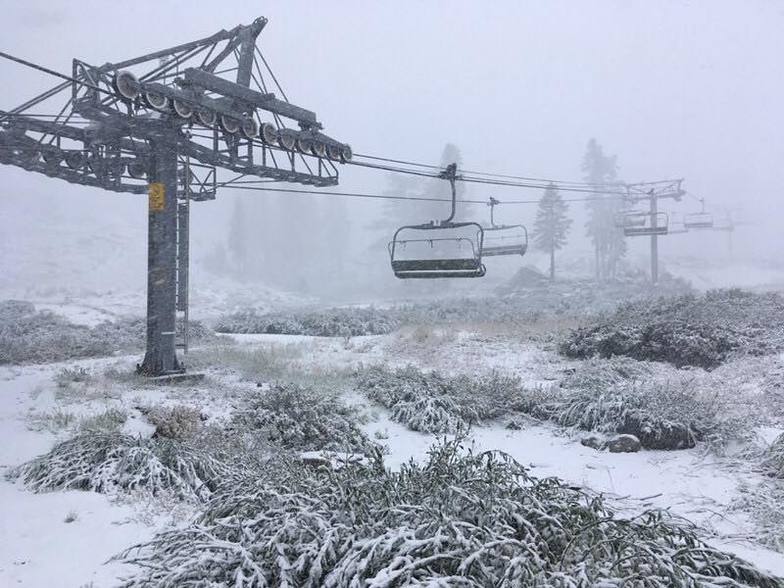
[582,138,626,280]
[533,183,571,280]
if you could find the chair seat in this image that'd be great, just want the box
[624,227,668,236]
[391,258,482,272]
[482,244,527,257]
[394,266,486,279]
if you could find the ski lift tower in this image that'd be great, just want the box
[625,180,685,284]
[0,17,351,377]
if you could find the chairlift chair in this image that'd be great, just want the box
[388,164,486,279]
[480,197,529,257]
[615,212,646,229]
[666,213,689,234]
[620,211,669,236]
[683,197,714,230]
[683,212,714,230]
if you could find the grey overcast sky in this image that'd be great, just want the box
[1,0,783,283]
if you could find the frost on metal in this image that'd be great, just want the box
[117,438,780,587]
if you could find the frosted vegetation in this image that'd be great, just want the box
[230,382,373,452]
[353,360,752,452]
[355,365,525,434]
[9,433,226,502]
[214,269,692,337]
[0,300,214,364]
[7,282,784,583]
[116,437,780,587]
[561,289,784,369]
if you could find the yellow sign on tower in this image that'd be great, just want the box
[148,183,165,212]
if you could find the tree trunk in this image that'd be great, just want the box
[550,246,555,280]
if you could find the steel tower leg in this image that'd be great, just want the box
[138,143,182,376]
[650,193,659,284]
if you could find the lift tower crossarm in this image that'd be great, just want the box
[0,16,352,376]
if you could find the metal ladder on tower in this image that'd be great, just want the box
[175,157,190,354]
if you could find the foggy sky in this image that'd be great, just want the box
[1,1,783,296]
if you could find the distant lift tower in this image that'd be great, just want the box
[0,17,351,376]
[621,180,685,284]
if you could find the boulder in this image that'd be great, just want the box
[618,416,696,450]
[606,434,641,453]
[580,435,605,450]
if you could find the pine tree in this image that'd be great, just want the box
[582,138,626,281]
[533,183,571,280]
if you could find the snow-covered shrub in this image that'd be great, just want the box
[530,382,700,450]
[10,433,226,502]
[733,480,784,553]
[27,408,78,433]
[215,306,400,337]
[762,433,784,478]
[524,358,752,451]
[561,289,784,369]
[117,437,780,587]
[232,382,371,452]
[142,404,204,441]
[216,273,692,341]
[187,342,300,382]
[0,305,113,364]
[54,366,93,387]
[0,300,215,365]
[356,364,524,433]
[0,299,35,320]
[79,408,128,433]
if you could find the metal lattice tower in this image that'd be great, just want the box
[0,17,351,376]
[624,179,685,284]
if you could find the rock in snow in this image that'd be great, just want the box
[606,434,642,453]
[580,435,606,450]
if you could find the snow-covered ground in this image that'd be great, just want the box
[2,323,784,585]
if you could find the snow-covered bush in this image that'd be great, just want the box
[525,358,752,451]
[0,305,115,364]
[215,306,400,337]
[763,433,784,478]
[54,366,93,387]
[79,408,128,433]
[9,433,226,502]
[215,274,693,339]
[142,404,204,441]
[355,365,524,433]
[561,289,784,369]
[117,437,780,587]
[733,480,784,553]
[232,382,372,452]
[0,299,35,320]
[0,300,215,364]
[187,342,301,382]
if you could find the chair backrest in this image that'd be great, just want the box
[388,222,485,279]
[481,224,528,257]
[622,212,669,237]
[684,212,714,229]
